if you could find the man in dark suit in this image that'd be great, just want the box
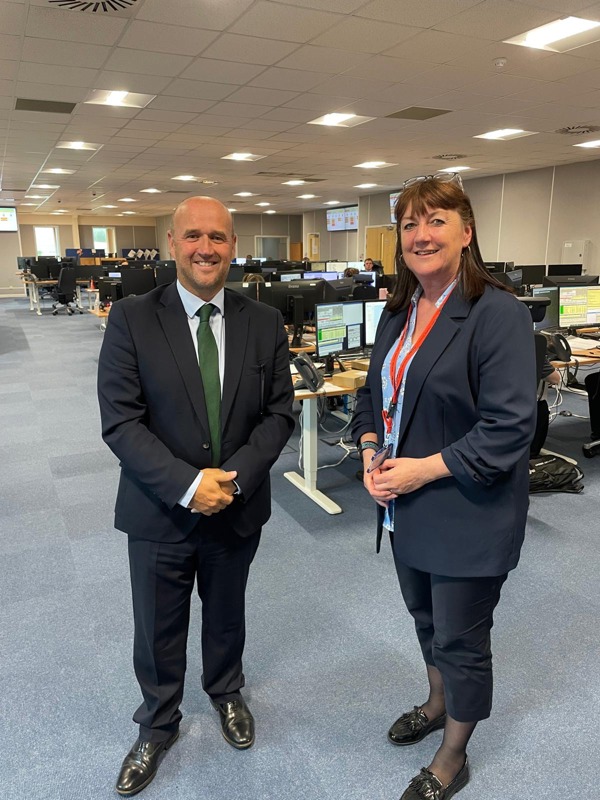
[98,196,295,796]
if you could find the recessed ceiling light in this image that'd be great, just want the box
[355,183,378,189]
[282,180,305,186]
[234,192,257,197]
[140,188,162,193]
[20,203,37,206]
[24,195,49,199]
[43,168,75,174]
[56,141,101,151]
[308,112,374,127]
[256,202,271,207]
[504,16,600,53]
[52,210,69,214]
[101,204,118,208]
[437,166,471,172]
[264,209,276,214]
[118,198,136,202]
[324,200,340,205]
[227,208,237,212]
[354,161,397,169]
[222,152,266,161]
[84,89,155,108]
[474,129,537,140]
[122,211,136,215]
[31,184,59,189]
[173,175,198,181]
[573,139,600,148]
[297,194,318,199]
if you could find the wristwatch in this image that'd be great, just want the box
[358,440,379,455]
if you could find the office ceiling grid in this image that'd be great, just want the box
[2,0,600,215]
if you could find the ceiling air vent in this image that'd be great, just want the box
[432,154,467,161]
[47,0,140,12]
[555,125,600,136]
[15,98,76,114]
[386,107,451,121]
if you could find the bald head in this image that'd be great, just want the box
[170,196,234,238]
[167,195,237,301]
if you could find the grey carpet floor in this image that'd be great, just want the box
[0,297,598,800]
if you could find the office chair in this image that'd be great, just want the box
[51,268,83,315]
[121,268,156,297]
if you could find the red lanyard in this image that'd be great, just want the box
[382,289,454,436]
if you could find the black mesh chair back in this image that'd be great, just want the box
[352,284,378,300]
[121,268,156,297]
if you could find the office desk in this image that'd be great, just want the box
[20,275,92,315]
[285,381,359,515]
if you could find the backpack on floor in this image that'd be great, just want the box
[528,455,584,494]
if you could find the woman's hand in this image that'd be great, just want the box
[362,458,395,508]
[372,454,451,496]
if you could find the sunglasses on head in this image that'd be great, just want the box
[399,172,464,193]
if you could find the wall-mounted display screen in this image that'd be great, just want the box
[326,206,359,231]
[0,207,18,232]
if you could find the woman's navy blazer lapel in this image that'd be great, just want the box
[397,289,472,447]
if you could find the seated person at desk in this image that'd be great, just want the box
[344,267,359,278]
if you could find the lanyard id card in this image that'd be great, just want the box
[367,443,393,474]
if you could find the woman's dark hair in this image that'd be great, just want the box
[387,179,510,312]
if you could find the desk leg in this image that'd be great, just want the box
[31,283,42,316]
[75,285,84,310]
[283,396,342,514]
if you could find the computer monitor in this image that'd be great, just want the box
[280,272,304,282]
[155,265,177,286]
[547,263,582,276]
[558,285,600,328]
[152,260,176,269]
[17,256,32,270]
[315,301,364,358]
[519,265,546,285]
[353,271,376,285]
[543,274,599,287]
[484,262,506,273]
[325,261,345,272]
[74,265,106,282]
[60,256,76,265]
[379,274,397,293]
[310,261,327,271]
[346,261,363,270]
[28,261,50,280]
[258,280,326,323]
[531,287,559,331]
[494,269,523,289]
[323,278,355,303]
[227,265,245,282]
[364,300,387,346]
[226,282,259,300]
[121,269,156,297]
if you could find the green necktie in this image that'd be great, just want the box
[196,303,221,466]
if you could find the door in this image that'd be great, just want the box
[365,225,397,274]
[308,233,320,261]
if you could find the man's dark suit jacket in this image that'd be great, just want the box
[352,285,536,577]
[97,282,295,542]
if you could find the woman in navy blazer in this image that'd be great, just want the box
[352,176,536,800]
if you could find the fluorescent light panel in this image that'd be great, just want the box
[574,139,600,148]
[354,161,397,168]
[222,152,265,161]
[504,16,600,53]
[56,141,101,151]
[474,129,537,140]
[84,89,155,108]
[140,188,162,193]
[308,112,374,127]
[43,168,75,174]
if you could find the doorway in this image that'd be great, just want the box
[255,236,289,260]
[365,225,396,274]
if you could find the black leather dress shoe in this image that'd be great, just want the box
[115,730,179,796]
[388,706,446,746]
[211,696,255,749]
[400,758,469,800]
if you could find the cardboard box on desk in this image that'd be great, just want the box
[329,369,367,390]
[348,357,370,371]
